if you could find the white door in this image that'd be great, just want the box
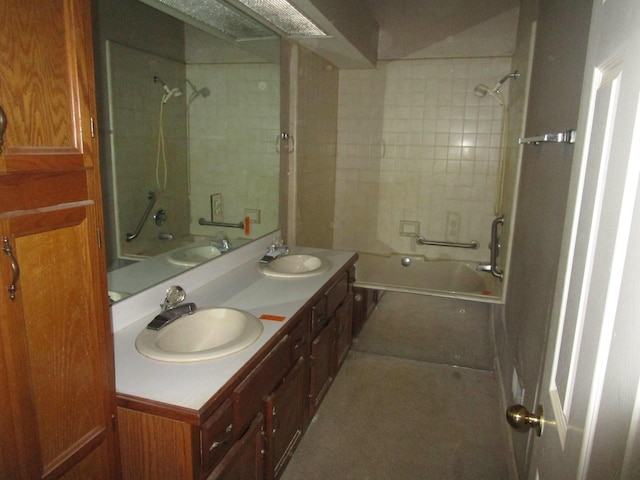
[527,0,640,478]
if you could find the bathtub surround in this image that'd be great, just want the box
[334,56,514,264]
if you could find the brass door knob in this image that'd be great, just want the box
[506,404,543,437]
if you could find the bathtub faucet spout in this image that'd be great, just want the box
[476,264,493,272]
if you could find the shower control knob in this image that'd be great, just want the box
[154,209,168,226]
[506,404,543,437]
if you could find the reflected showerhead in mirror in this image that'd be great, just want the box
[153,75,184,103]
[186,78,211,103]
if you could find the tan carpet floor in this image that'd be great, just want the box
[281,292,515,480]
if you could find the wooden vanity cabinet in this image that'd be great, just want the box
[333,292,354,373]
[308,269,354,418]
[265,357,305,479]
[200,399,234,472]
[352,287,383,336]
[117,261,357,480]
[207,413,265,480]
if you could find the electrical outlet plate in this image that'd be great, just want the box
[212,193,224,222]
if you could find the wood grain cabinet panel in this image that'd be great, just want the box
[265,357,305,479]
[0,0,97,173]
[0,0,119,478]
[207,414,264,480]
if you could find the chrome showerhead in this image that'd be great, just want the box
[494,70,520,94]
[473,71,519,105]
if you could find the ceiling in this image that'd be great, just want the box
[364,0,520,60]
[293,0,520,68]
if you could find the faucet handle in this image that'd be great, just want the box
[161,285,186,311]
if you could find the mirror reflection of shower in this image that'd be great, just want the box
[186,78,211,106]
[153,75,184,192]
[185,78,211,197]
[474,71,520,214]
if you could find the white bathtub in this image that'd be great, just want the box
[354,253,503,303]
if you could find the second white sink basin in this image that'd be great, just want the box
[135,308,263,362]
[167,245,222,267]
[260,254,331,278]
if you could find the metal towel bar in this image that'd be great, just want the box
[519,129,576,145]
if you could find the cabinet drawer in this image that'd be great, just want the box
[201,398,234,471]
[232,335,291,438]
[311,299,328,338]
[289,314,310,363]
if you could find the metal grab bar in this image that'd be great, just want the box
[198,218,245,229]
[489,216,504,279]
[416,237,479,249]
[125,191,156,242]
[518,129,576,145]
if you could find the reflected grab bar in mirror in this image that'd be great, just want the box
[125,191,156,242]
[416,237,479,249]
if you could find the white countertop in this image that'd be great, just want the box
[113,242,356,412]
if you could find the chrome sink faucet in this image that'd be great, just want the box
[148,286,197,330]
[210,232,232,252]
[260,236,289,263]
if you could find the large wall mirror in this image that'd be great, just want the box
[93,0,281,302]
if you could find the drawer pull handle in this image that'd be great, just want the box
[294,336,306,349]
[2,236,19,300]
[209,424,232,451]
[0,105,6,154]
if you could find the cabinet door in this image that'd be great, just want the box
[309,319,334,418]
[265,357,304,479]
[333,293,354,375]
[0,0,97,174]
[0,204,118,479]
[208,414,264,480]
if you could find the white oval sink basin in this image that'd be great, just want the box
[260,254,331,278]
[135,308,263,362]
[167,245,222,267]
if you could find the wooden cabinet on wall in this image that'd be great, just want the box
[0,0,120,478]
[117,262,357,480]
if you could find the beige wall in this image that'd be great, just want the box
[293,47,339,248]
